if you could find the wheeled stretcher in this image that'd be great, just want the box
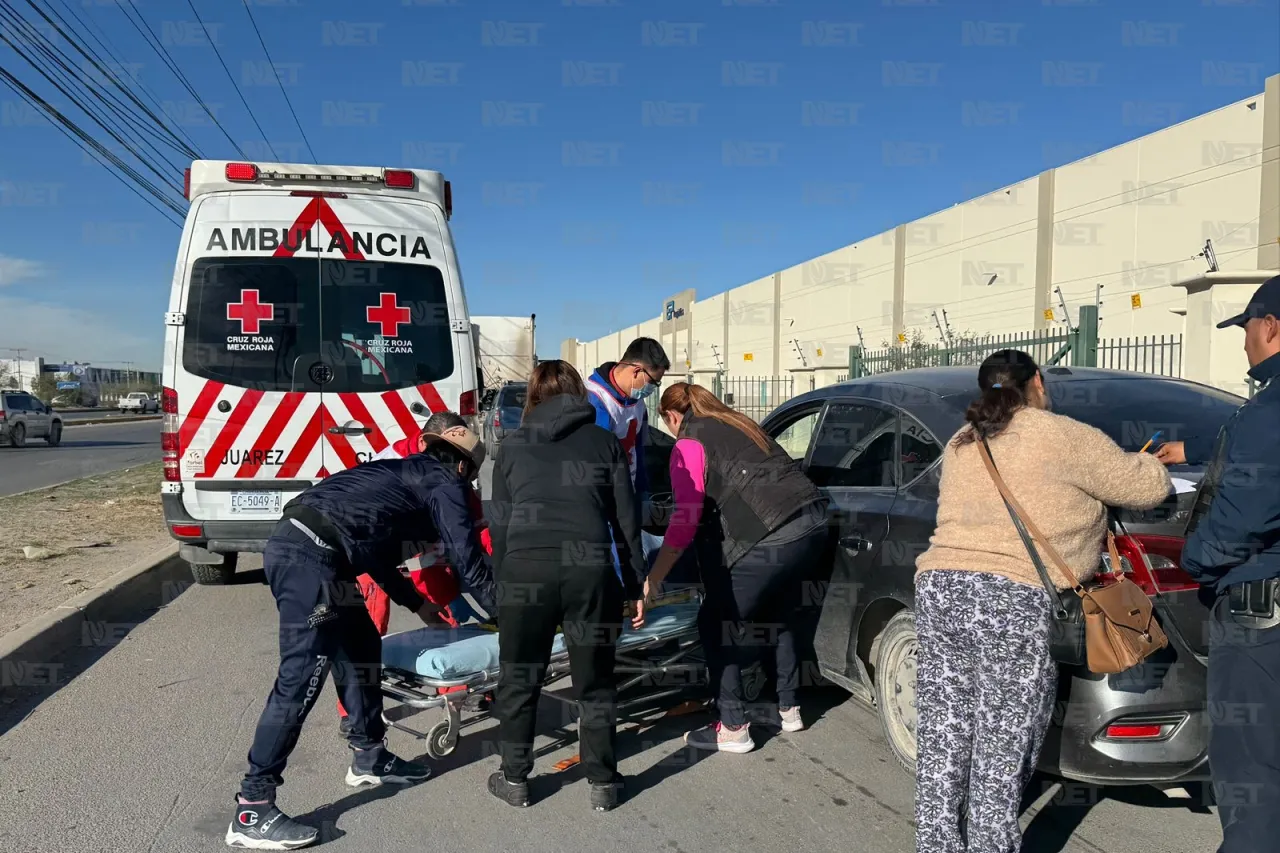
[378,592,710,759]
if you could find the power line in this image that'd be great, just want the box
[21,0,199,159]
[0,16,185,195]
[182,0,277,160]
[0,6,187,181]
[116,0,247,158]
[0,65,184,224]
[240,0,314,163]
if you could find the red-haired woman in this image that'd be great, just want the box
[647,382,829,754]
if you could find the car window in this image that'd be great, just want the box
[7,394,33,411]
[499,386,527,409]
[807,402,898,488]
[184,257,455,393]
[900,412,943,484]
[770,408,821,460]
[1048,378,1243,451]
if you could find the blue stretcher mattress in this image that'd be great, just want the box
[382,602,702,682]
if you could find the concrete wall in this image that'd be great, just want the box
[567,75,1279,395]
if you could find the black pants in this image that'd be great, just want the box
[1208,595,1280,853]
[240,521,387,803]
[493,554,623,784]
[699,523,826,728]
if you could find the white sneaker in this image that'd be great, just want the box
[684,722,755,754]
[780,706,804,733]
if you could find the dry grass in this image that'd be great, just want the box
[0,462,172,636]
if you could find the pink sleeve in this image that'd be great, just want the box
[664,438,707,551]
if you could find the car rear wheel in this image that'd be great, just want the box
[9,422,25,448]
[189,553,238,585]
[46,423,61,447]
[874,610,919,776]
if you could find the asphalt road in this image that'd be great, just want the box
[0,419,159,497]
[0,554,1222,853]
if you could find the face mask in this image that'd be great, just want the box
[631,383,656,401]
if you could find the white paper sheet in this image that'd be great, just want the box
[1170,477,1197,495]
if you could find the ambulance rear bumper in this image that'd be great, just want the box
[162,493,274,555]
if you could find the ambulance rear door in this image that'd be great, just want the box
[174,190,325,521]
[309,193,471,474]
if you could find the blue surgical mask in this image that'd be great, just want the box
[631,383,656,401]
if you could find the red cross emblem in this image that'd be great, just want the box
[226,289,274,335]
[366,293,411,337]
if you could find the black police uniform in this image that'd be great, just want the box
[238,453,497,804]
[1182,276,1280,853]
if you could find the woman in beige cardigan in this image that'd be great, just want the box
[913,349,1171,853]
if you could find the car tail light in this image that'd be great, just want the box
[170,524,203,538]
[225,162,258,182]
[383,169,415,189]
[1099,713,1184,741]
[493,410,500,427]
[1100,534,1199,595]
[161,386,180,481]
[459,389,477,416]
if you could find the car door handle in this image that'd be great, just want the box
[328,425,372,436]
[839,535,873,554]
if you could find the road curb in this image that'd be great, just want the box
[64,415,161,427]
[0,544,187,687]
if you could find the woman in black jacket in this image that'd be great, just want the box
[487,360,647,813]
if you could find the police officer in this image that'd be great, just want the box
[1176,274,1280,853]
[226,426,497,850]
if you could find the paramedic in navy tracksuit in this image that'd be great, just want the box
[1174,274,1280,853]
[226,428,497,851]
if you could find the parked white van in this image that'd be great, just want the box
[161,161,477,584]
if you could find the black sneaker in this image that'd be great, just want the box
[225,802,318,850]
[345,745,432,788]
[338,715,353,740]
[589,778,622,812]
[487,771,530,807]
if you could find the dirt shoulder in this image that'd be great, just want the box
[0,462,172,637]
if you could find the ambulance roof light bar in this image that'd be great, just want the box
[222,163,422,192]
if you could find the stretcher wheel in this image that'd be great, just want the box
[741,662,767,703]
[426,719,457,759]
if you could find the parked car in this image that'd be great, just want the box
[482,381,527,449]
[0,390,63,447]
[118,391,159,414]
[754,365,1241,789]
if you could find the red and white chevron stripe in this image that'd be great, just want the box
[177,379,446,480]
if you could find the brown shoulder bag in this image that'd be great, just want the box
[977,436,1168,675]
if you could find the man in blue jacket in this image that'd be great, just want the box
[585,338,670,573]
[226,428,496,851]
[1176,274,1280,853]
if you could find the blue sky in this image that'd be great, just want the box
[1,0,1277,371]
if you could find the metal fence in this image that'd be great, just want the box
[1096,334,1182,377]
[852,326,1073,377]
[719,375,796,422]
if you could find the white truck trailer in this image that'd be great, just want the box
[471,314,536,392]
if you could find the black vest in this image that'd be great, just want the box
[681,414,826,569]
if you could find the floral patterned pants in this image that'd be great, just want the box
[914,570,1059,853]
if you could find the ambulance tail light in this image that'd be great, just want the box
[161,386,181,481]
[443,181,453,219]
[183,168,191,200]
[383,169,415,189]
[459,389,477,417]
[225,162,259,182]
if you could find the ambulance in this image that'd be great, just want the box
[161,161,477,585]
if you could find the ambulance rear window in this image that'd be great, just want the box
[183,257,454,393]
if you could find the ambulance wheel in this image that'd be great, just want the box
[9,423,25,448]
[189,554,238,585]
[426,719,457,759]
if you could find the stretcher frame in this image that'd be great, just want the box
[379,592,711,759]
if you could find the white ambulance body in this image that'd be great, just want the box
[161,161,477,584]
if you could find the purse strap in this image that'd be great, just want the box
[977,435,1091,611]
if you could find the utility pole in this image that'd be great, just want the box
[3,347,27,390]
